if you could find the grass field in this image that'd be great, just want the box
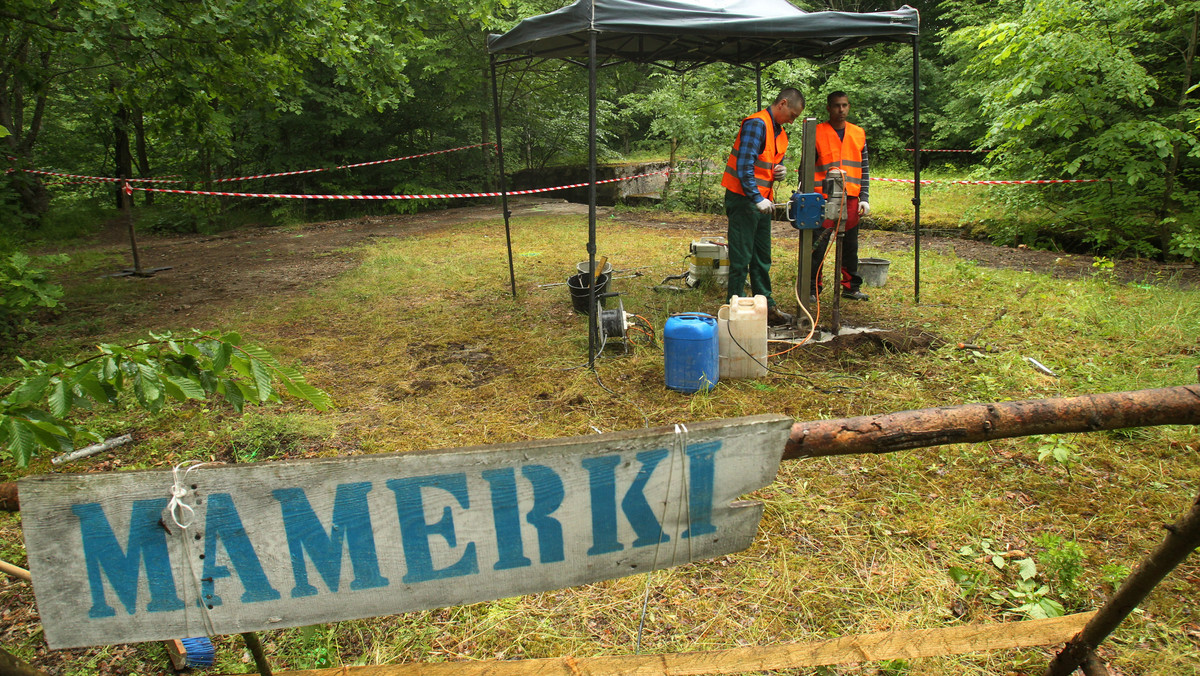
[0,209,1197,675]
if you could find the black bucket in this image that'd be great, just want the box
[567,272,611,314]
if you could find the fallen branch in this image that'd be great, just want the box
[1044,491,1200,676]
[50,433,133,465]
[784,385,1200,460]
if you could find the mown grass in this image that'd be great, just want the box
[1,211,1197,675]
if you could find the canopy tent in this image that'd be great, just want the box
[488,0,918,66]
[487,0,922,364]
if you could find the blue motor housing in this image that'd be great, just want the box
[789,192,826,230]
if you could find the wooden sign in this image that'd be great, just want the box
[19,415,791,649]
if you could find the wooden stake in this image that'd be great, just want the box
[242,631,273,676]
[0,558,31,582]
[0,646,53,676]
[218,613,1094,676]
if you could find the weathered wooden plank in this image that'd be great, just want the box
[19,415,791,649]
[217,612,1096,676]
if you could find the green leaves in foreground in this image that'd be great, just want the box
[0,330,332,467]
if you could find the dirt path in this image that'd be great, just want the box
[70,198,1197,329]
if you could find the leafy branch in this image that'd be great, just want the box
[0,330,332,467]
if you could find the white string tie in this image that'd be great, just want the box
[167,460,209,529]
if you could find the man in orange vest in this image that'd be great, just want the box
[721,88,805,327]
[811,90,871,301]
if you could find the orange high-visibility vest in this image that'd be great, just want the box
[814,122,865,198]
[721,109,788,201]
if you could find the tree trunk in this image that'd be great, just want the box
[133,107,154,206]
[782,385,1200,460]
[1157,10,1198,261]
[666,136,678,195]
[112,96,133,210]
[1,39,52,219]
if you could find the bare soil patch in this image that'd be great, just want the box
[67,199,1196,335]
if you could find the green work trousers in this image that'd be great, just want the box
[724,190,775,307]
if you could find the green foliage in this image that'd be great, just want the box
[0,252,69,341]
[1032,533,1085,596]
[955,538,1068,620]
[1033,434,1081,475]
[942,0,1200,258]
[948,565,987,596]
[0,330,332,467]
[1100,563,1132,590]
[225,413,328,463]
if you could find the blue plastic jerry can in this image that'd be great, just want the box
[789,192,826,230]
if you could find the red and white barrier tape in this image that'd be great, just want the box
[12,169,181,183]
[665,170,1111,185]
[11,144,495,186]
[905,148,981,153]
[874,177,1113,185]
[127,169,670,200]
[211,143,495,183]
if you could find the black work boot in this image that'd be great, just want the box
[767,306,794,327]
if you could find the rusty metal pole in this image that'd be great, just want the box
[1044,491,1200,676]
[120,178,143,276]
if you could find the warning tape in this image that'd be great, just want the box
[905,149,981,153]
[44,180,113,187]
[210,143,495,183]
[13,170,173,183]
[874,177,1113,185]
[664,170,1111,185]
[127,169,671,201]
[11,143,495,186]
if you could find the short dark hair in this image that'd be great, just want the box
[775,88,805,110]
[827,91,849,105]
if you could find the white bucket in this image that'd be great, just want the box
[717,294,768,379]
[576,260,614,277]
[859,258,890,287]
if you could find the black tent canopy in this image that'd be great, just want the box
[487,0,922,364]
[487,0,918,66]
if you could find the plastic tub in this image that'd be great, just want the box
[858,258,890,287]
[664,313,719,393]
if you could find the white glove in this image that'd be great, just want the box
[772,164,786,181]
[756,199,775,213]
[858,201,870,217]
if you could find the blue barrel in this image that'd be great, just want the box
[664,313,719,393]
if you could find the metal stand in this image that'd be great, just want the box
[795,118,818,327]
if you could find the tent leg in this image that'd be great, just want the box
[587,31,599,368]
[911,35,922,305]
[755,64,762,110]
[490,56,517,301]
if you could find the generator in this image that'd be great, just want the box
[686,236,730,288]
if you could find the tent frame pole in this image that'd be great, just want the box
[755,64,762,110]
[911,35,922,305]
[587,30,599,368]
[489,56,518,300]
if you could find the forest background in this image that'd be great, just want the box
[2,0,1198,263]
